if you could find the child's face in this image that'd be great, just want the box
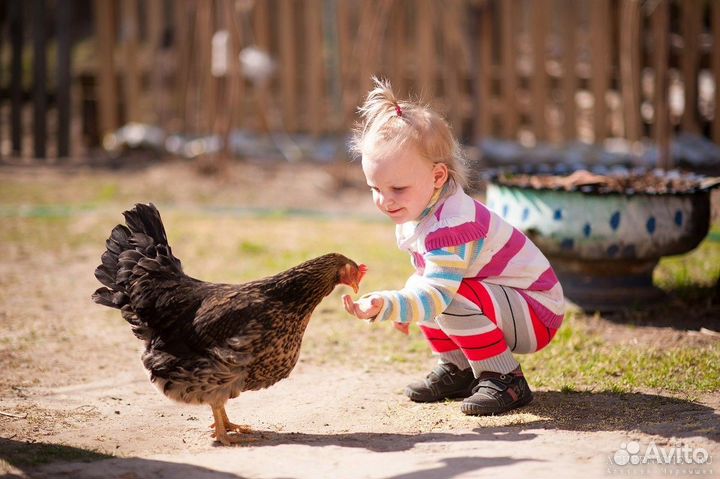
[362,143,448,224]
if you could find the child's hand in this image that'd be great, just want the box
[342,295,383,320]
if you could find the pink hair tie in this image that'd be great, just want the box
[395,104,403,117]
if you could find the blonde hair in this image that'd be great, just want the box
[349,77,468,189]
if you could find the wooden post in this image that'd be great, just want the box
[620,0,641,143]
[147,0,164,124]
[531,0,550,142]
[306,0,323,136]
[474,1,493,143]
[173,0,190,131]
[500,0,518,139]
[416,0,434,101]
[390,1,407,97]
[196,0,214,134]
[121,0,140,123]
[0,2,5,157]
[652,0,670,170]
[590,0,610,143]
[713,0,720,144]
[560,0,577,142]
[680,0,701,134]
[278,0,297,131]
[443,0,463,133]
[94,0,117,139]
[56,0,73,158]
[9,0,23,155]
[32,0,47,159]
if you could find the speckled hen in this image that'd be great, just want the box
[92,203,365,445]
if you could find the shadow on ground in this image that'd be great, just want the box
[0,438,244,479]
[603,285,720,331]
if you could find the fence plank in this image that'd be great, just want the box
[56,0,72,158]
[94,0,117,139]
[32,0,47,159]
[9,0,22,155]
[173,0,190,131]
[500,0,518,139]
[0,2,5,156]
[474,1,493,142]
[147,0,163,124]
[531,0,550,141]
[620,0,641,143]
[713,0,720,144]
[416,0,434,100]
[306,1,323,136]
[443,0,463,133]
[389,1,407,96]
[278,0,297,131]
[652,0,670,170]
[680,0,701,133]
[120,0,140,123]
[560,0,577,142]
[590,0,610,142]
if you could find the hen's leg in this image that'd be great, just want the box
[210,405,255,445]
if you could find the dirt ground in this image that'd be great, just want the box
[0,160,718,479]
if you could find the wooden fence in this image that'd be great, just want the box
[2,0,720,163]
[0,0,74,160]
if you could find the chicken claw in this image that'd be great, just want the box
[210,405,256,445]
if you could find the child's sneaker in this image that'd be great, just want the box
[404,363,477,402]
[461,369,533,415]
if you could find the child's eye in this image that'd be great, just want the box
[392,187,407,193]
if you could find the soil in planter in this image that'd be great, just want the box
[494,169,720,195]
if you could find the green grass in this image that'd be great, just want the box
[654,226,720,296]
[521,312,720,396]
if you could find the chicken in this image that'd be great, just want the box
[92,203,365,445]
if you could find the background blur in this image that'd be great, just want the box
[1,0,719,169]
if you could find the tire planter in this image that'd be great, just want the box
[485,180,715,312]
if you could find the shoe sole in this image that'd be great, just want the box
[404,387,474,403]
[460,392,534,416]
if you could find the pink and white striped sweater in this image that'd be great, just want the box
[368,185,565,329]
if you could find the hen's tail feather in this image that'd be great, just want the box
[92,203,183,319]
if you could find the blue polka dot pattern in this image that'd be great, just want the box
[522,207,530,221]
[646,217,656,234]
[610,211,621,231]
[502,204,509,218]
[674,210,683,226]
[561,238,574,250]
[554,209,563,220]
[583,223,592,238]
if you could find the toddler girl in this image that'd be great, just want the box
[342,78,565,415]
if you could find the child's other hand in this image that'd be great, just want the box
[342,295,383,320]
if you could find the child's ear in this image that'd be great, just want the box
[433,163,449,188]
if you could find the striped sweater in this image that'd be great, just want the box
[367,184,565,329]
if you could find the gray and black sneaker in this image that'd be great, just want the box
[461,369,533,416]
[405,363,478,403]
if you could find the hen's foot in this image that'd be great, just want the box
[213,429,257,446]
[210,422,254,434]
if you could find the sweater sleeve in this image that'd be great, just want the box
[364,243,478,325]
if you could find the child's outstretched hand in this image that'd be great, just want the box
[342,295,382,320]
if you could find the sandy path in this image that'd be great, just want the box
[2,364,717,479]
